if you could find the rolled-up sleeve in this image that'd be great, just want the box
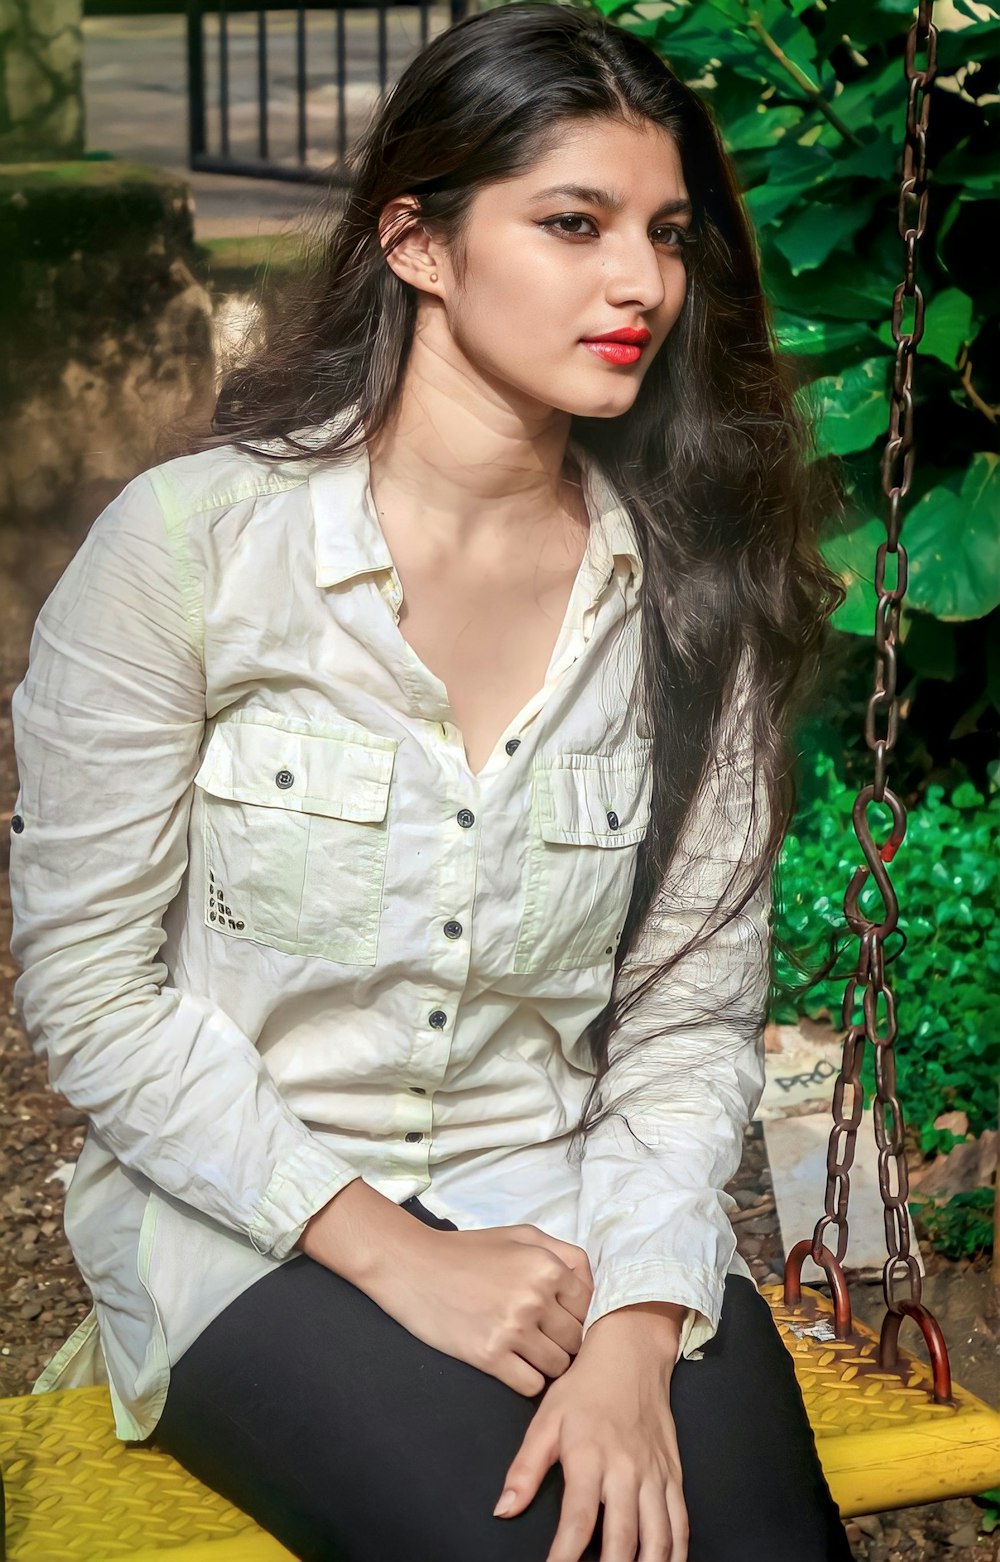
[8,473,360,1260]
[576,662,772,1362]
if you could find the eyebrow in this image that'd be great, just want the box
[528,184,694,220]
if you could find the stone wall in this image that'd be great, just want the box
[0,0,84,162]
[0,160,215,525]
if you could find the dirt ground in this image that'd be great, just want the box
[1,514,998,1560]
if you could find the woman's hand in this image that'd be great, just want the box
[299,1179,595,1394]
[493,1303,690,1562]
[368,1221,595,1393]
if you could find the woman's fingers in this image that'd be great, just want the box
[637,1475,675,1561]
[596,1469,640,1562]
[663,1471,689,1562]
[541,1297,585,1359]
[519,1328,573,1381]
[545,1456,603,1562]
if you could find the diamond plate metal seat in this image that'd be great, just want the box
[0,1385,295,1562]
[4,1283,1000,1562]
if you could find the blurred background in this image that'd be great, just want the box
[0,1,998,1558]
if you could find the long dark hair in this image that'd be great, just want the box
[191,1,847,1144]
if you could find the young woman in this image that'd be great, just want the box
[9,4,854,1559]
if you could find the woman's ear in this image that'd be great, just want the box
[378,195,443,296]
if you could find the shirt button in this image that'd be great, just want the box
[606,810,620,830]
[409,1085,427,1095]
[405,1131,424,1143]
[275,769,295,790]
[443,919,463,939]
[504,738,521,756]
[428,1010,447,1028]
[456,809,475,828]
[10,814,24,833]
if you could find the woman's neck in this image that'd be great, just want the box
[365,373,586,551]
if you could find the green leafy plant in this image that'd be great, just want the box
[908,1187,995,1259]
[582,0,1000,795]
[771,741,1000,1155]
[975,1486,1000,1536]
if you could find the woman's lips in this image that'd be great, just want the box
[581,340,644,365]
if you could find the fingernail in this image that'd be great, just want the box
[493,1488,517,1517]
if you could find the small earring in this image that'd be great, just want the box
[429,270,438,283]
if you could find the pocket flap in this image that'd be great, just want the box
[536,750,652,847]
[193,715,396,822]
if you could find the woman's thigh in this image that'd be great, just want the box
[151,1196,576,1562]
[151,1203,853,1562]
[670,1274,854,1562]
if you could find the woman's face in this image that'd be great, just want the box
[434,115,691,421]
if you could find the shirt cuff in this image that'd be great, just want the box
[248,1139,361,1260]
[583,1258,725,1365]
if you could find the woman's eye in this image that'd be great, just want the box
[542,214,598,238]
[541,215,690,247]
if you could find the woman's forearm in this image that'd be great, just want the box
[294,1175,431,1287]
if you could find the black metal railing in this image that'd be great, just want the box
[185,1,469,184]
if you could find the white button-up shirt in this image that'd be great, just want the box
[9,419,771,1443]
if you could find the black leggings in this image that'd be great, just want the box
[150,1196,855,1562]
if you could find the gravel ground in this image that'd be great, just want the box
[1,516,998,1559]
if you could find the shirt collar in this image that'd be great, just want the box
[306,416,644,596]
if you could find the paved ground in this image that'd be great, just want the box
[82,10,454,237]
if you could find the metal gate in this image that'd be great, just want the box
[186,0,470,184]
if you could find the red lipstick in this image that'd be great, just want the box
[580,326,652,365]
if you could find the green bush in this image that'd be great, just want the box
[584,0,1000,796]
[772,737,1000,1154]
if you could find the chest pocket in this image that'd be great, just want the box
[513,747,652,973]
[192,714,397,965]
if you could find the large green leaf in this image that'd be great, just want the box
[899,610,958,681]
[797,357,891,456]
[829,59,910,134]
[875,288,976,366]
[763,251,897,320]
[724,103,802,151]
[933,147,1000,193]
[820,457,1000,633]
[773,201,871,273]
[744,147,836,225]
[820,515,885,635]
[772,309,879,356]
[936,16,1000,71]
[902,455,1000,620]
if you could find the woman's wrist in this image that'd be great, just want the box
[583,1300,687,1366]
[295,1177,434,1288]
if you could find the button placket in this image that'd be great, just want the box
[403,778,479,1142]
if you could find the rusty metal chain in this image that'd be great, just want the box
[784,1,954,1403]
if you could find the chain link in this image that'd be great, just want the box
[795,1,946,1371]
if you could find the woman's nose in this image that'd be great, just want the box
[603,237,668,312]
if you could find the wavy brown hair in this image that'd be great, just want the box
[189,0,848,1144]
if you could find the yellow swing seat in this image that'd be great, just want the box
[4,1280,1000,1562]
[762,1282,1000,1516]
[0,1382,296,1562]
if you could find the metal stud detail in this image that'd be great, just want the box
[208,870,245,932]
